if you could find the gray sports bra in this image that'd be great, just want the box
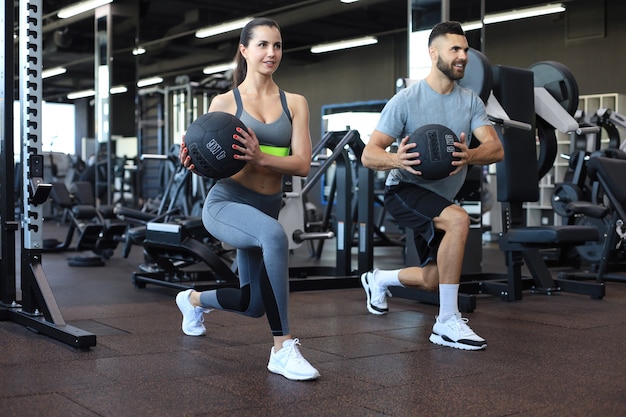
[233,88,292,157]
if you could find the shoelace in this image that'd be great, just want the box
[448,316,476,337]
[284,338,306,362]
[193,307,206,324]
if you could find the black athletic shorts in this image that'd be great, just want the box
[384,183,453,267]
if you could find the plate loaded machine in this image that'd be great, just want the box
[0,0,96,349]
[284,130,376,291]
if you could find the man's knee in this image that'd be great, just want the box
[439,205,470,232]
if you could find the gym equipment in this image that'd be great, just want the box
[0,0,95,349]
[558,156,626,283]
[530,60,598,180]
[184,111,247,179]
[44,182,126,266]
[287,130,376,290]
[407,124,460,180]
[529,61,579,116]
[553,147,626,270]
[131,217,240,291]
[113,144,212,258]
[462,65,604,301]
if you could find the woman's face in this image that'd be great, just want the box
[241,25,283,76]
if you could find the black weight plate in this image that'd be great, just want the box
[529,61,580,116]
[552,183,582,217]
[458,48,493,104]
[574,216,609,263]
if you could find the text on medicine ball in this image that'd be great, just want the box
[206,138,227,160]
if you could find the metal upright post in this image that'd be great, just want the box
[0,0,19,312]
[4,0,96,349]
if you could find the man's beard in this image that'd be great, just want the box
[437,57,464,81]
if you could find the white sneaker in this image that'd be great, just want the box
[429,314,487,350]
[361,270,390,315]
[175,289,211,336]
[267,339,320,381]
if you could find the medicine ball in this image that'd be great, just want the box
[184,111,247,179]
[407,124,460,180]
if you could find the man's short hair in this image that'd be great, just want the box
[428,21,465,46]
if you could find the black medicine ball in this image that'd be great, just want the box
[407,124,460,180]
[184,111,247,179]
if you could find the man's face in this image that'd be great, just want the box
[433,34,469,81]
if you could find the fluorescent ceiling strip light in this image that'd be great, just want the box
[462,3,565,32]
[203,62,236,75]
[195,17,253,39]
[137,76,163,88]
[66,85,127,100]
[461,21,483,31]
[57,0,113,19]
[484,3,565,24]
[67,89,95,100]
[311,36,378,54]
[340,0,360,3]
[110,85,128,94]
[42,67,67,79]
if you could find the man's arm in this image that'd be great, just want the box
[464,124,504,166]
[361,130,422,174]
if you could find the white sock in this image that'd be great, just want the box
[373,269,403,288]
[438,284,460,321]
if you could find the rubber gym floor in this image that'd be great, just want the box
[1,220,625,417]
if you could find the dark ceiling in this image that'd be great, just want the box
[20,0,563,102]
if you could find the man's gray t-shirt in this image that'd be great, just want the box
[375,79,491,200]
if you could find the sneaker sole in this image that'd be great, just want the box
[429,333,486,351]
[267,364,320,381]
[360,273,388,315]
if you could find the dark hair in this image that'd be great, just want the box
[428,21,465,46]
[232,17,281,87]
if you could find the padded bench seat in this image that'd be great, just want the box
[506,225,599,244]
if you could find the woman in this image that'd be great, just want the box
[176,17,319,381]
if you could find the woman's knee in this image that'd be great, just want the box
[263,223,289,251]
[245,306,266,318]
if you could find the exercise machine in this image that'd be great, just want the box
[285,130,377,290]
[0,0,95,349]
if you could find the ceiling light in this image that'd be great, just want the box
[57,0,113,19]
[110,85,128,94]
[137,76,163,88]
[310,36,378,54]
[195,17,253,39]
[67,85,127,100]
[484,3,565,24]
[462,3,566,32]
[340,0,360,3]
[132,46,146,56]
[67,89,95,100]
[42,67,67,79]
[202,62,236,75]
[461,21,483,32]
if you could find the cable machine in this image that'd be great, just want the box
[0,0,96,349]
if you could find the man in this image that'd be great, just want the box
[360,21,503,350]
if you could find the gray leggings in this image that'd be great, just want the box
[199,178,290,336]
